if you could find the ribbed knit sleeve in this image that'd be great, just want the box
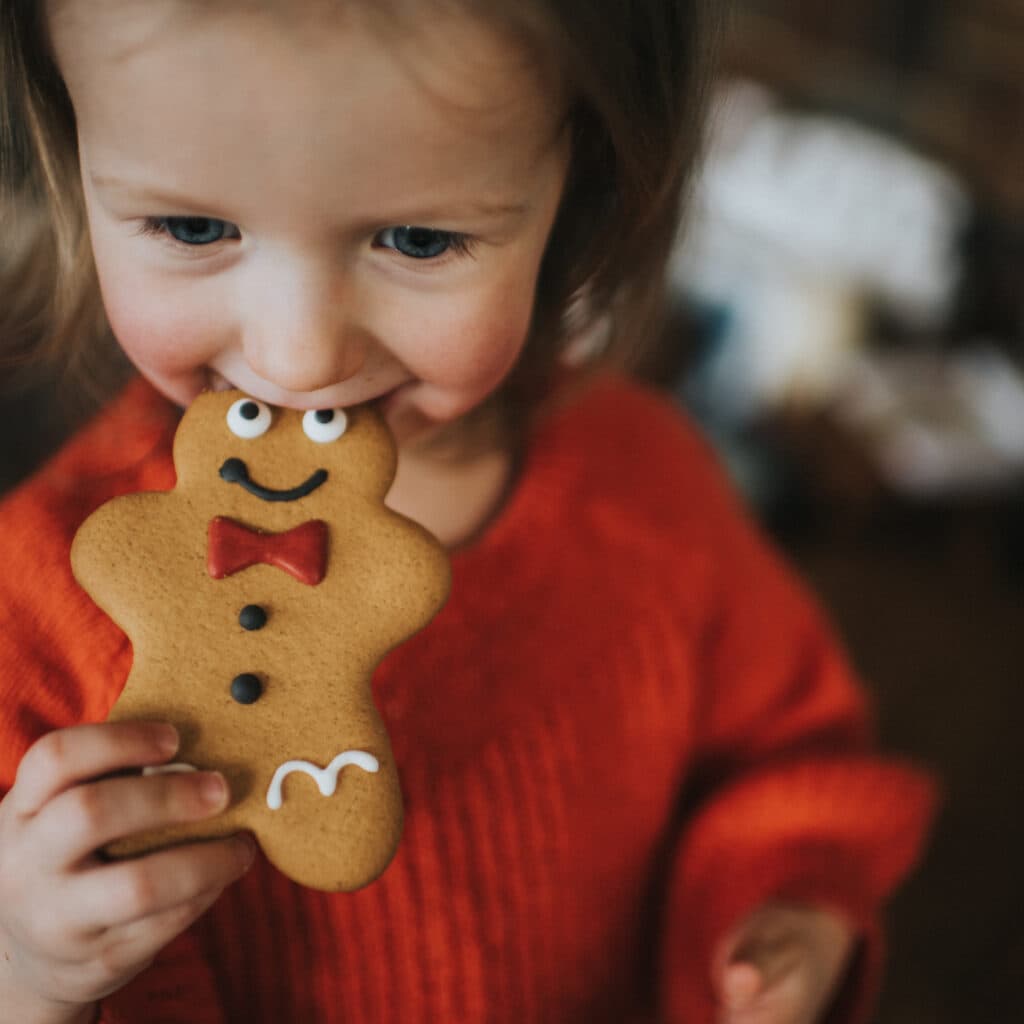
[0,381,228,1023]
[655,430,938,1023]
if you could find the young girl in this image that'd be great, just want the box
[0,2,935,1022]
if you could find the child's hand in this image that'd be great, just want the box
[0,721,255,1022]
[713,902,856,1024]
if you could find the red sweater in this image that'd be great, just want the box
[0,374,935,1023]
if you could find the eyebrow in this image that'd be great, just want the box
[89,174,530,221]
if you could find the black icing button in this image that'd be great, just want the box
[238,604,268,631]
[230,673,263,705]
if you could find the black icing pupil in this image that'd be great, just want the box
[315,410,333,424]
[240,402,260,420]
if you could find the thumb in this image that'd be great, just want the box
[720,960,764,1011]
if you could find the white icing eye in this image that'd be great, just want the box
[303,408,348,443]
[227,397,272,438]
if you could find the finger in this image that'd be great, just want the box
[35,885,225,1008]
[718,967,818,1024]
[11,721,180,817]
[725,920,805,994]
[716,932,802,1021]
[743,943,804,993]
[720,961,764,1011]
[93,883,228,982]
[73,834,255,934]
[33,768,230,871]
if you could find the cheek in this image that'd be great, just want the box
[395,271,538,386]
[90,238,221,374]
[106,297,206,373]
[406,293,531,395]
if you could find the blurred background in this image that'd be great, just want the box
[2,1,1022,1020]
[665,2,1023,1021]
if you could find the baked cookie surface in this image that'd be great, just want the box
[71,390,451,891]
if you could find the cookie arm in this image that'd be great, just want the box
[654,454,938,1024]
[387,515,452,633]
[70,493,178,632]
[348,512,451,651]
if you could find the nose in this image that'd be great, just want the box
[239,259,367,393]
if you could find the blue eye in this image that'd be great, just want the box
[137,216,240,246]
[375,226,473,260]
[164,217,229,245]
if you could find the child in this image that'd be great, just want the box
[0,2,935,1023]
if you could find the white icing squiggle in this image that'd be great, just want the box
[266,750,379,810]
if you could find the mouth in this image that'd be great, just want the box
[219,458,327,502]
[371,386,403,417]
[206,369,406,414]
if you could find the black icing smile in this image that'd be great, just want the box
[219,458,327,502]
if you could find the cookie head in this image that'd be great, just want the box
[172,390,397,516]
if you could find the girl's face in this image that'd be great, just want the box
[48,0,570,446]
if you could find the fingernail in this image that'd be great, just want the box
[157,724,179,755]
[200,772,228,808]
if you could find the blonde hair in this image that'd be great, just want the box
[1,0,719,445]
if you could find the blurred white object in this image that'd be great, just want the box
[833,344,1024,496]
[692,273,865,421]
[672,79,971,420]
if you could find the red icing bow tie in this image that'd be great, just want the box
[207,516,328,586]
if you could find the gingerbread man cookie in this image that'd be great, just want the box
[71,390,451,891]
